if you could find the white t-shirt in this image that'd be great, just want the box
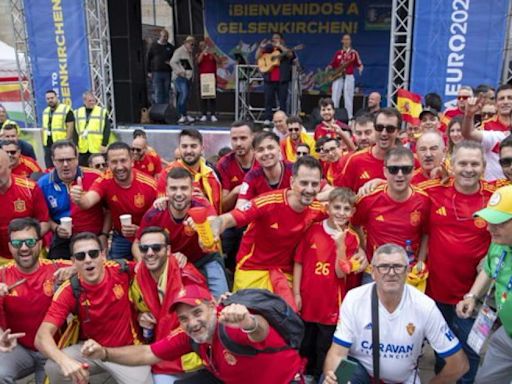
[482,130,508,181]
[333,283,461,384]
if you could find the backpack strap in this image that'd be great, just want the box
[218,324,291,356]
[116,259,130,274]
[371,284,380,384]
[70,274,83,315]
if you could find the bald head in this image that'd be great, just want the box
[272,110,288,134]
[368,92,381,109]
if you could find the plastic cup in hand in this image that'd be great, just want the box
[188,207,215,249]
[120,214,132,226]
[60,217,72,233]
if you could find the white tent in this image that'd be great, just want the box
[0,40,24,79]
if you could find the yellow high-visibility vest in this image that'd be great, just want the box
[74,105,107,154]
[42,104,71,146]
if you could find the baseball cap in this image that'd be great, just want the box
[170,284,213,311]
[419,107,439,120]
[474,185,512,224]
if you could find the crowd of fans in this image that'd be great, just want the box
[0,82,511,384]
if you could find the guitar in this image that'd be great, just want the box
[327,61,349,82]
[257,44,304,73]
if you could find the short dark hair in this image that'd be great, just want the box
[354,113,375,127]
[375,107,402,129]
[231,120,254,132]
[2,124,18,133]
[51,139,77,158]
[139,226,170,245]
[218,147,232,158]
[167,167,193,182]
[252,131,279,149]
[45,90,57,96]
[328,187,356,205]
[292,155,322,176]
[496,84,512,98]
[0,140,19,149]
[133,129,147,139]
[424,93,442,112]
[286,116,303,125]
[475,84,492,96]
[315,136,330,151]
[319,98,335,109]
[88,153,105,167]
[8,217,41,239]
[70,232,102,254]
[500,135,512,156]
[323,137,340,147]
[106,141,131,159]
[384,146,414,166]
[180,128,203,145]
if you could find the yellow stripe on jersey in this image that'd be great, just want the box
[53,280,71,301]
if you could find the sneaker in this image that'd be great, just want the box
[186,115,195,123]
[199,115,208,122]
[210,115,218,122]
[178,116,186,124]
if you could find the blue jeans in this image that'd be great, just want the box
[435,302,479,384]
[109,232,133,260]
[200,259,229,299]
[174,76,191,117]
[153,71,171,104]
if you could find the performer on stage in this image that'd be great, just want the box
[326,34,363,120]
[256,33,296,124]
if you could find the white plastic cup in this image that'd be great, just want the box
[60,217,72,233]
[120,214,132,226]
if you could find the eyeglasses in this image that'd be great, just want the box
[288,128,300,132]
[482,112,496,119]
[386,165,413,175]
[374,264,407,274]
[138,243,166,254]
[457,95,470,101]
[499,157,512,168]
[54,158,77,165]
[375,124,398,133]
[10,238,38,249]
[72,249,101,261]
[131,147,143,153]
[93,163,106,169]
[297,151,309,156]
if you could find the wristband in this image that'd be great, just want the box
[241,315,258,334]
[463,293,477,301]
[102,347,109,361]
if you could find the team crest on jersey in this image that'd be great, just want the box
[406,322,415,336]
[13,199,26,212]
[113,284,124,299]
[240,201,252,211]
[134,193,145,208]
[223,349,237,366]
[473,217,487,229]
[183,225,195,237]
[43,279,54,296]
[410,210,421,226]
[148,163,154,172]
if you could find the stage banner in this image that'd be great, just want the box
[411,0,509,108]
[203,0,392,95]
[23,0,91,125]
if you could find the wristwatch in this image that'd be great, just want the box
[463,293,477,300]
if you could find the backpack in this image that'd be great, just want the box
[193,288,305,356]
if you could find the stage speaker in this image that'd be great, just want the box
[108,0,147,124]
[149,104,177,124]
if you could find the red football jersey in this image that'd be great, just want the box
[421,179,494,304]
[150,309,303,384]
[216,152,257,192]
[314,120,348,141]
[294,221,359,325]
[11,156,42,178]
[334,147,385,192]
[232,189,326,273]
[44,261,141,347]
[90,169,157,233]
[136,197,215,263]
[352,184,430,262]
[0,259,71,349]
[238,161,293,201]
[0,176,49,259]
[133,151,163,178]
[482,116,511,132]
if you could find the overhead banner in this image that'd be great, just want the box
[411,0,509,108]
[203,0,392,96]
[23,0,91,124]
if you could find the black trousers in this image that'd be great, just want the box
[300,321,337,380]
[201,98,217,115]
[264,81,289,120]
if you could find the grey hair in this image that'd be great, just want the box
[372,243,409,266]
[459,85,474,96]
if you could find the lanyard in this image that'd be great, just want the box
[485,248,512,312]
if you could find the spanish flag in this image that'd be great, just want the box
[397,89,422,125]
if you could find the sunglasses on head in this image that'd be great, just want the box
[386,165,414,175]
[499,157,512,168]
[375,124,398,133]
[138,243,166,254]
[457,95,470,101]
[10,238,38,249]
[73,249,101,261]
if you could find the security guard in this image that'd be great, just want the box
[42,90,75,168]
[74,91,111,166]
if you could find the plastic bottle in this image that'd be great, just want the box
[405,240,415,264]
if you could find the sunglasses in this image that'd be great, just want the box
[499,157,512,168]
[131,147,143,153]
[73,249,101,261]
[457,95,470,101]
[297,151,309,156]
[4,150,19,155]
[138,243,166,254]
[288,128,300,132]
[375,124,398,133]
[386,165,414,175]
[10,238,38,249]
[482,112,496,118]
[93,163,106,169]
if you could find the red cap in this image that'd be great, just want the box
[170,284,214,311]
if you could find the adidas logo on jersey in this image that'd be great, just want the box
[375,215,384,221]
[360,171,370,179]
[436,207,447,216]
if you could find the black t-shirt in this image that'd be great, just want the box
[148,42,175,73]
